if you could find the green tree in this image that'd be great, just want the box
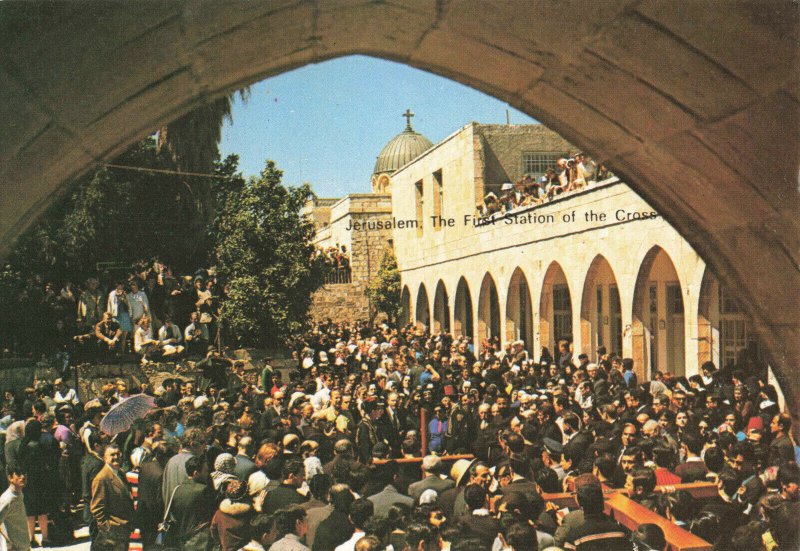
[367,250,401,324]
[214,160,322,347]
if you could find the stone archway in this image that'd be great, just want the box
[632,246,686,380]
[580,255,622,360]
[539,261,573,358]
[453,277,474,341]
[477,273,501,348]
[432,280,450,335]
[400,285,411,327]
[1,3,797,419]
[415,283,430,332]
[505,268,533,355]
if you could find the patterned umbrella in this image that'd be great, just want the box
[99,393,156,436]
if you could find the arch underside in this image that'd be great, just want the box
[0,2,797,417]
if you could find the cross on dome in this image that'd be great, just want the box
[403,108,415,130]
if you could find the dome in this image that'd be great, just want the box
[373,120,433,175]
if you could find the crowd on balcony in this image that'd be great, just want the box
[0,259,225,366]
[315,245,352,285]
[478,153,612,220]
[3,317,793,550]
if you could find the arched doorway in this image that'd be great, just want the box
[698,269,765,375]
[580,255,622,360]
[632,247,685,379]
[505,268,533,355]
[400,285,411,327]
[433,280,450,334]
[453,277,474,340]
[539,262,572,358]
[415,283,430,332]
[478,273,501,347]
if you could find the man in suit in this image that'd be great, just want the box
[674,434,708,483]
[408,455,455,503]
[366,461,413,517]
[90,444,134,551]
[233,436,257,482]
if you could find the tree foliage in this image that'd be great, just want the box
[214,160,322,347]
[5,138,242,284]
[367,250,401,323]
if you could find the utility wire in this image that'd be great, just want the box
[103,163,238,180]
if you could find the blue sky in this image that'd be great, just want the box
[219,55,537,198]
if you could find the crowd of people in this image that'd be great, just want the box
[0,320,796,551]
[0,259,225,366]
[315,247,351,285]
[478,154,612,220]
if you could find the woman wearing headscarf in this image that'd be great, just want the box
[19,418,59,547]
[4,420,25,470]
[211,453,239,498]
[210,480,254,551]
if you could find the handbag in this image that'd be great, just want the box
[155,485,181,546]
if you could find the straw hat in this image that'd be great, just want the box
[449,458,478,487]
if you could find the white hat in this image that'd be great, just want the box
[501,182,514,191]
[419,489,438,504]
[302,357,314,369]
[193,395,210,409]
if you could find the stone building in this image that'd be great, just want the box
[390,122,765,384]
[306,112,433,322]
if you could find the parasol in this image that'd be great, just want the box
[99,393,156,436]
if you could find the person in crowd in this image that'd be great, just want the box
[107,282,132,355]
[270,505,310,551]
[90,444,134,551]
[167,455,216,551]
[184,311,210,357]
[0,465,31,551]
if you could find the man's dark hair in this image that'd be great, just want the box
[689,511,722,545]
[6,465,25,477]
[330,483,355,512]
[703,445,725,473]
[349,498,374,530]
[281,457,304,480]
[622,358,634,371]
[374,460,399,485]
[593,454,616,480]
[463,484,487,511]
[182,427,207,449]
[729,521,764,549]
[576,482,604,514]
[506,522,537,551]
[534,466,559,493]
[274,505,306,536]
[309,473,333,502]
[405,523,437,550]
[632,523,666,550]
[682,433,703,456]
[185,455,204,477]
[657,490,695,523]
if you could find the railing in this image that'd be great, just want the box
[323,267,352,285]
[541,482,716,551]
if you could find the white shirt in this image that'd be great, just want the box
[54,388,80,406]
[334,530,366,551]
[134,325,154,353]
[184,322,209,342]
[158,324,182,343]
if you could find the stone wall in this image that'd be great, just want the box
[310,281,370,323]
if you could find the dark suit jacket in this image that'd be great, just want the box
[675,459,708,483]
[367,484,414,517]
[90,464,135,531]
[408,475,455,502]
